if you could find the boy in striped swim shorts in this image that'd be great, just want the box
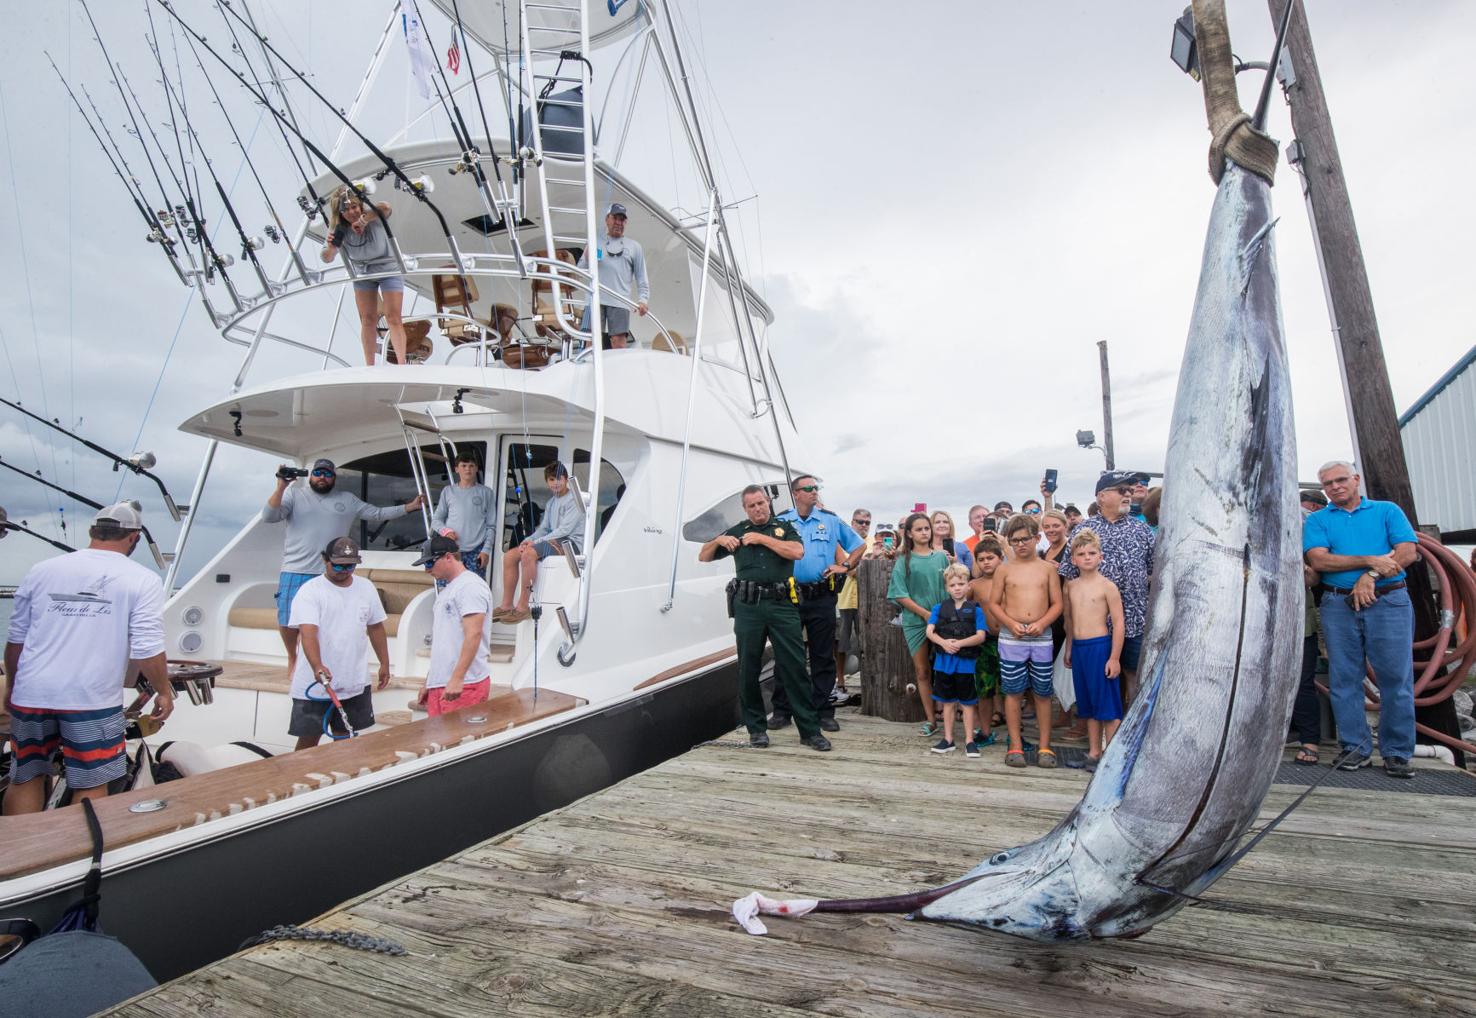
[987,514,1063,769]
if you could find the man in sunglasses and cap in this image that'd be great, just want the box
[412,534,494,717]
[1057,471,1156,705]
[577,202,649,349]
[263,458,423,677]
[285,537,391,750]
[4,503,172,814]
[768,475,863,732]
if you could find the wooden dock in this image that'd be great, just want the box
[107,710,1476,1017]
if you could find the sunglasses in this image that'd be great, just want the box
[312,469,336,478]
[796,485,820,493]
[1025,507,1040,514]
[330,562,357,572]
[853,519,871,527]
[1113,486,1134,496]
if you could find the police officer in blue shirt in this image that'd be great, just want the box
[1303,459,1420,779]
[769,475,863,732]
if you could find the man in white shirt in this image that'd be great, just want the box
[413,535,494,716]
[3,503,172,815]
[286,537,391,750]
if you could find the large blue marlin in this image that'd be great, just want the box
[734,0,1303,942]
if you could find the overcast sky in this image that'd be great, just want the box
[3,1,1474,583]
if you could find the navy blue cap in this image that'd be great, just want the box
[412,533,460,567]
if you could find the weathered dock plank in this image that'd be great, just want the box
[105,710,1476,1017]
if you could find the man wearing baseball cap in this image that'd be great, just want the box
[263,457,423,680]
[413,534,494,716]
[284,536,392,749]
[1056,471,1157,705]
[576,201,649,349]
[3,503,172,814]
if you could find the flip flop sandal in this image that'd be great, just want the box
[1293,747,1320,766]
[1084,755,1099,773]
[991,712,1005,728]
[1004,750,1027,768]
[1037,749,1058,769]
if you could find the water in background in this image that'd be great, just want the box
[0,597,11,635]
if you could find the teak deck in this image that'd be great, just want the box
[107,710,1476,1017]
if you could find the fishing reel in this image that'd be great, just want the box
[263,224,281,244]
[243,235,266,256]
[296,194,322,220]
[156,208,176,229]
[395,174,435,195]
[449,148,480,175]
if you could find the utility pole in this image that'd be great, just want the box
[1269,0,1462,764]
[1269,0,1414,520]
[1097,340,1116,470]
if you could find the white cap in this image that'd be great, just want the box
[94,501,144,531]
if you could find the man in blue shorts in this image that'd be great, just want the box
[1303,460,1420,779]
[263,459,423,678]
[3,503,173,813]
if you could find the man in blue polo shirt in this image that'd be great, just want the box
[1303,459,1420,778]
[769,475,863,733]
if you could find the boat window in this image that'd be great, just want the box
[340,443,488,552]
[572,450,625,541]
[682,484,783,543]
[502,442,561,550]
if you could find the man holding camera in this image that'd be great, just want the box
[263,458,424,677]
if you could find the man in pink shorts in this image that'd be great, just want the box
[414,534,494,716]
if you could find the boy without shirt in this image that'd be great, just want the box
[1062,529,1125,770]
[968,535,1006,746]
[988,515,1063,769]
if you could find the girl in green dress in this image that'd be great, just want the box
[887,513,951,734]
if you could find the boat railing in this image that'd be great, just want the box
[223,252,710,380]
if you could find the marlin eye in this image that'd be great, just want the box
[990,852,1009,865]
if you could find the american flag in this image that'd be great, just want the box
[446,39,460,75]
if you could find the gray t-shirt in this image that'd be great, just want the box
[262,484,410,574]
[432,483,497,554]
[340,218,398,276]
[577,234,649,305]
[531,489,586,553]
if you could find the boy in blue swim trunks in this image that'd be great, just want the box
[1062,529,1125,771]
[989,515,1063,769]
[925,565,989,756]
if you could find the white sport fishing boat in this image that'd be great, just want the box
[0,0,802,980]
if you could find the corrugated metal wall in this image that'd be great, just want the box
[1400,358,1476,534]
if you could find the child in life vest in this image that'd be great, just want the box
[925,565,989,756]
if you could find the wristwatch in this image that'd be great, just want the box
[1365,568,1380,580]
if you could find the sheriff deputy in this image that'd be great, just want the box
[769,475,863,733]
[698,484,831,751]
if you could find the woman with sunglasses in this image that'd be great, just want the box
[321,185,407,366]
[886,513,951,736]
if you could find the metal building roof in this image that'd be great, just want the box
[1398,344,1476,536]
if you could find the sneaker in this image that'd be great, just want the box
[1383,756,1414,779]
[919,721,939,738]
[964,742,981,758]
[931,739,956,754]
[749,732,770,749]
[972,730,999,748]
[769,713,792,730]
[829,687,850,705]
[1336,751,1373,771]
[803,734,833,752]
[819,717,840,733]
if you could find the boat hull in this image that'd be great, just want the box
[4,662,738,981]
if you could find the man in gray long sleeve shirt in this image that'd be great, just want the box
[263,457,424,673]
[577,202,649,350]
[433,452,497,572]
[494,461,585,623]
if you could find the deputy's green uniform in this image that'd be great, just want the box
[713,516,820,739]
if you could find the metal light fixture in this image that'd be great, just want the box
[1076,429,1096,449]
[1170,7,1200,80]
[126,451,157,470]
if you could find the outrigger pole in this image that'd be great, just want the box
[0,395,182,521]
[207,0,471,274]
[0,509,76,555]
[0,458,168,569]
[153,0,405,274]
[42,52,188,286]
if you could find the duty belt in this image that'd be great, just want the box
[726,578,798,608]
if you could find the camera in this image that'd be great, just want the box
[276,465,310,481]
[982,517,1000,534]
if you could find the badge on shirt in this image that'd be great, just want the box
[773,526,784,537]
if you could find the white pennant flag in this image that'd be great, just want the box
[402,10,435,101]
